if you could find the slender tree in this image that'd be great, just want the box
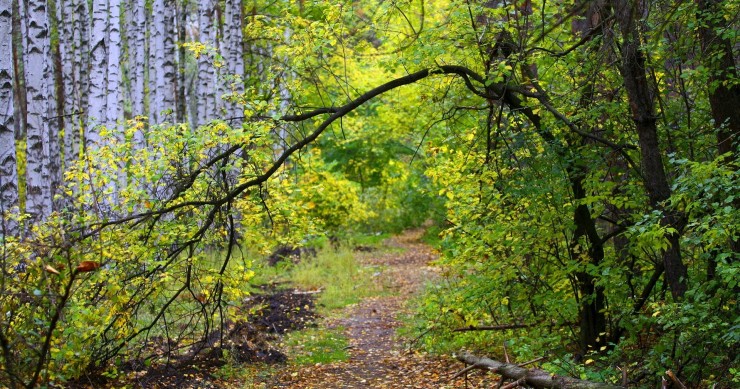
[0,0,19,235]
[106,0,122,129]
[196,0,217,127]
[24,0,53,221]
[150,0,177,124]
[222,0,243,119]
[58,0,75,171]
[87,0,109,148]
[612,0,688,299]
[128,0,147,149]
[65,0,89,168]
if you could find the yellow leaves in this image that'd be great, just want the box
[182,41,208,59]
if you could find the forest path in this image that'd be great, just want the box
[267,229,489,388]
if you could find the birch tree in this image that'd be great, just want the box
[87,0,108,148]
[222,0,244,119]
[106,0,122,130]
[150,0,177,125]
[65,0,89,167]
[58,0,75,171]
[196,0,217,127]
[128,0,147,148]
[0,0,18,235]
[24,0,53,221]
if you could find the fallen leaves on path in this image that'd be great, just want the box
[263,229,491,388]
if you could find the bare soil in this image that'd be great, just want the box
[67,229,491,388]
[265,229,490,388]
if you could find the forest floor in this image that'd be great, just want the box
[259,229,490,388]
[70,229,492,388]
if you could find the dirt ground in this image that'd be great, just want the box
[264,229,491,389]
[66,230,491,388]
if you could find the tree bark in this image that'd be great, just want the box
[456,352,623,389]
[612,0,687,299]
[24,0,53,222]
[696,0,740,162]
[0,0,19,236]
[106,0,122,129]
[196,0,217,127]
[150,0,177,124]
[66,0,88,168]
[696,0,740,257]
[58,0,75,172]
[222,0,244,119]
[87,0,108,148]
[128,0,147,149]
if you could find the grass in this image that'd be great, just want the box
[349,231,393,246]
[288,248,383,312]
[282,327,350,365]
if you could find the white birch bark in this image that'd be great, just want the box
[196,0,216,126]
[67,0,88,166]
[0,0,19,234]
[87,0,108,148]
[106,0,121,129]
[129,0,147,148]
[222,0,244,119]
[150,0,176,125]
[59,0,75,170]
[24,0,53,221]
[107,0,125,198]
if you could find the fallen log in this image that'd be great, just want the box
[456,352,623,389]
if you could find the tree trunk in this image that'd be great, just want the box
[11,0,26,140]
[24,0,53,222]
[0,0,19,236]
[197,0,217,127]
[106,0,122,129]
[612,0,687,299]
[58,0,75,172]
[456,352,624,389]
[176,0,187,124]
[696,0,740,162]
[128,0,147,148]
[66,0,88,168]
[571,171,607,353]
[222,0,244,119]
[150,0,177,124]
[87,0,108,148]
[696,0,740,256]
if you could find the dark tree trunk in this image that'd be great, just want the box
[612,0,687,299]
[696,0,740,161]
[571,172,607,352]
[696,0,740,257]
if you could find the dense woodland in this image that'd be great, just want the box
[0,0,737,387]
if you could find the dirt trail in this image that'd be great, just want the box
[268,230,489,389]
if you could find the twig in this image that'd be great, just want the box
[517,356,545,367]
[291,288,322,295]
[452,364,479,380]
[501,377,526,389]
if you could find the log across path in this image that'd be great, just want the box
[268,229,493,388]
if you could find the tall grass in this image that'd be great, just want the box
[289,248,383,311]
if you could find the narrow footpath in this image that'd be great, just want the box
[267,230,490,388]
